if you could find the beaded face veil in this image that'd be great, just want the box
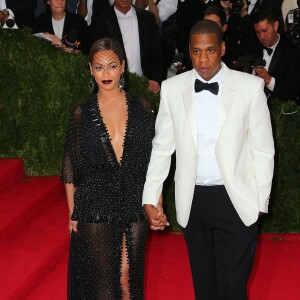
[89,39,125,94]
[90,51,125,93]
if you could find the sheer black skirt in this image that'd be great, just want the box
[68,220,148,300]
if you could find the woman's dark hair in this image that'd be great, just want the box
[89,38,125,65]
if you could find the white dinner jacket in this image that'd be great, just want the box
[142,64,275,227]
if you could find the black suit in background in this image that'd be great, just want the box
[224,13,260,68]
[258,36,300,101]
[176,0,208,54]
[32,12,90,54]
[91,6,163,84]
[6,0,37,27]
[91,0,111,23]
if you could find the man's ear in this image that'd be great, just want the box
[274,20,279,33]
[221,40,226,57]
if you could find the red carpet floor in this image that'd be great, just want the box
[1,159,300,299]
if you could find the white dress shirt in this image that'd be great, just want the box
[194,66,224,186]
[79,0,94,26]
[264,34,280,92]
[0,0,14,18]
[52,16,65,40]
[114,5,143,76]
[0,0,7,10]
[156,0,177,22]
[248,0,257,14]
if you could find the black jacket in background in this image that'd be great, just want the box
[91,6,163,84]
[258,36,300,101]
[6,0,37,28]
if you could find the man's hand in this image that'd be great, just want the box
[148,80,160,93]
[0,11,9,26]
[144,204,169,230]
[239,0,248,18]
[254,66,272,85]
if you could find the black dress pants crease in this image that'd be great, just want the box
[183,185,257,300]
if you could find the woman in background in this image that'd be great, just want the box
[32,0,89,53]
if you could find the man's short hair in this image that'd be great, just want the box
[204,6,227,27]
[189,19,223,44]
[252,6,278,25]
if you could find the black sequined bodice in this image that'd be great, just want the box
[61,93,155,223]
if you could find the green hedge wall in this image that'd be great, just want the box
[0,29,299,232]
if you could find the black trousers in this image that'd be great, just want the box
[182,185,257,300]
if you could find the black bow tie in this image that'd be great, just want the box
[194,79,219,95]
[263,47,273,55]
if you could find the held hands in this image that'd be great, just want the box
[144,198,170,231]
[254,66,272,85]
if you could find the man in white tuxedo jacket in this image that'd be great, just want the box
[143,20,274,300]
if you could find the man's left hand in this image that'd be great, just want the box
[0,11,9,26]
[144,204,169,230]
[148,80,160,93]
[254,66,272,85]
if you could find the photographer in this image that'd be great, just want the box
[253,6,300,101]
[0,0,37,28]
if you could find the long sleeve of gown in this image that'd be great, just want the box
[61,105,83,187]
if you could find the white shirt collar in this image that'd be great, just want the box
[270,34,280,50]
[114,5,135,18]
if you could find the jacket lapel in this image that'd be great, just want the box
[182,71,197,148]
[268,39,283,74]
[216,66,236,140]
[135,8,145,63]
[106,9,124,47]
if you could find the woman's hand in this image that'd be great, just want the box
[69,219,78,234]
[45,33,64,47]
[144,204,169,230]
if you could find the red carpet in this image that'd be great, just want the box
[0,159,299,299]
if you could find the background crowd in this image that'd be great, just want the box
[1,0,300,100]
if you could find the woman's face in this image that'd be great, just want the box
[89,50,125,92]
[48,0,66,15]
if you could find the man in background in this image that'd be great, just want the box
[91,0,163,93]
[253,6,300,101]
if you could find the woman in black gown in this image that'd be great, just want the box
[61,38,161,299]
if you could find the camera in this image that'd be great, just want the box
[232,55,266,74]
[1,9,18,29]
[230,0,244,14]
[285,8,300,47]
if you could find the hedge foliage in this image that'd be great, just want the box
[0,29,299,232]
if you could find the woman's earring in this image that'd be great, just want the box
[118,74,125,92]
[89,75,96,94]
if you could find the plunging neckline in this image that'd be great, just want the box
[96,93,129,167]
